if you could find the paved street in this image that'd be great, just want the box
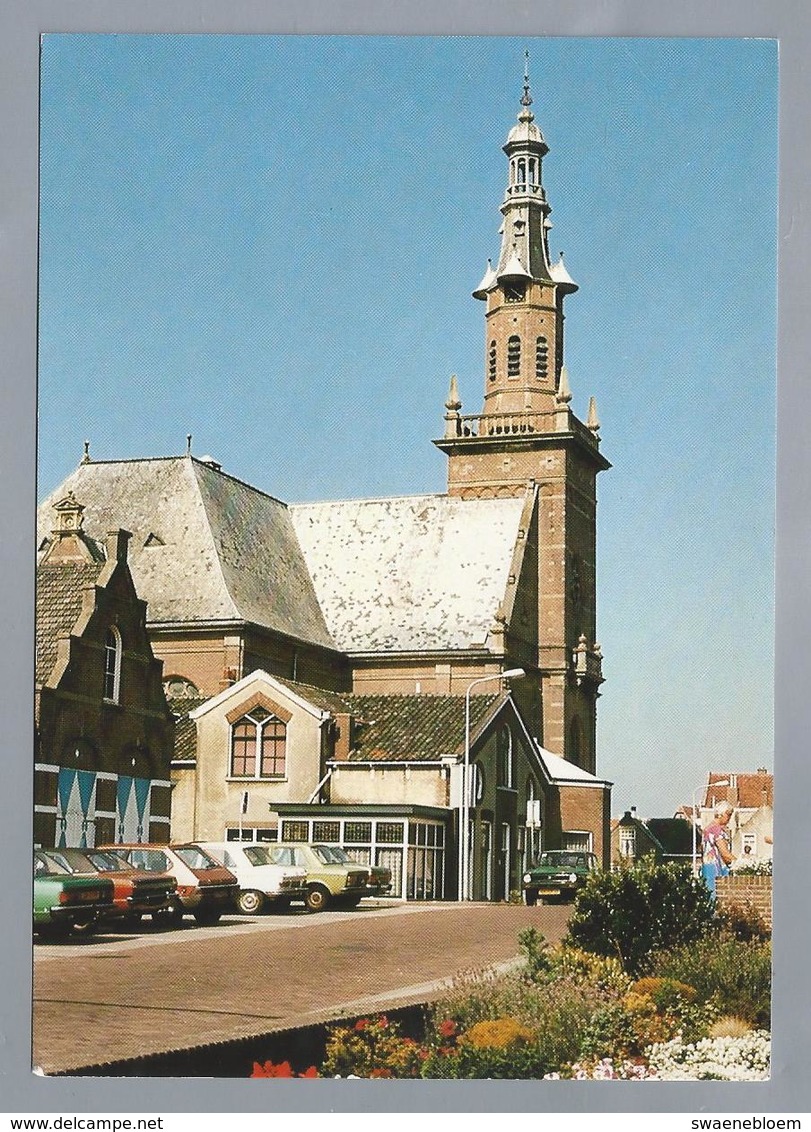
[33,900,570,1074]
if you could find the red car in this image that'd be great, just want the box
[100,843,239,925]
[38,848,178,928]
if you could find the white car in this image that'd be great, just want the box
[198,841,308,915]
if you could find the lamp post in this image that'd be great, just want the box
[459,668,526,901]
[691,779,729,875]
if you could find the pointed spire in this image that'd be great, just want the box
[445,374,462,412]
[521,49,533,109]
[587,396,601,434]
[556,365,573,404]
[472,258,497,300]
[443,374,463,439]
[81,440,91,465]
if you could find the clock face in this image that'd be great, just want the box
[504,283,525,303]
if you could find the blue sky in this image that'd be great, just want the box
[38,35,777,817]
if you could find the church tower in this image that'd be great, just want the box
[435,63,608,770]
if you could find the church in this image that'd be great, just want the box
[36,73,613,901]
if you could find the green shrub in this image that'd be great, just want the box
[565,858,716,975]
[647,936,771,1028]
[424,965,616,1078]
[518,927,553,981]
[717,903,771,942]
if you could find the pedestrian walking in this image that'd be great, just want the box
[701,800,735,896]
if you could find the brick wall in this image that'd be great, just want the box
[715,874,772,928]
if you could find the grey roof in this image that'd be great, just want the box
[36,560,104,684]
[289,494,526,653]
[37,457,335,648]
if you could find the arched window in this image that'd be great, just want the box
[103,627,122,703]
[497,726,514,788]
[517,158,526,187]
[507,336,521,378]
[488,340,497,381]
[231,707,287,779]
[535,335,549,379]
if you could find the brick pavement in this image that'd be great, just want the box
[33,901,569,1074]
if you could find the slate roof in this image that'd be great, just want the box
[37,457,335,648]
[35,561,104,684]
[39,459,530,661]
[289,493,527,653]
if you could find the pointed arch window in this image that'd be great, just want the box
[103,627,122,703]
[488,340,497,381]
[231,706,287,779]
[507,335,521,378]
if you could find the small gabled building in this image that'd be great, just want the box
[35,493,174,847]
[170,668,611,901]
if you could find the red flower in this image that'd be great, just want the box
[354,1018,371,1031]
[298,1066,320,1078]
[438,1019,458,1038]
[369,1068,393,1078]
[250,1059,295,1078]
[377,1015,390,1028]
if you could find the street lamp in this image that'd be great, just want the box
[459,668,526,901]
[691,779,729,875]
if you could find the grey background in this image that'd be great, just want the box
[1,0,807,1114]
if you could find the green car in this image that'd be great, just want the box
[34,849,116,938]
[522,850,599,906]
[267,843,369,912]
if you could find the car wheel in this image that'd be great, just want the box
[152,900,184,928]
[305,884,330,913]
[237,889,265,915]
[194,908,223,926]
[524,890,538,907]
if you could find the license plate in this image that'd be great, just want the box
[538,888,560,896]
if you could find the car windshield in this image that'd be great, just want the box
[311,845,337,865]
[40,849,95,874]
[267,846,297,867]
[242,845,275,867]
[126,848,171,872]
[34,851,69,877]
[86,851,129,871]
[174,846,220,870]
[537,852,588,869]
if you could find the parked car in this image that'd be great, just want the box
[38,847,177,930]
[34,850,115,939]
[197,841,307,914]
[99,843,239,925]
[318,844,393,898]
[266,843,368,912]
[522,849,599,905]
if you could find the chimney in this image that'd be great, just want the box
[105,529,132,564]
[334,713,353,761]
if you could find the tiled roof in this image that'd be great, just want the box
[170,696,207,763]
[35,561,104,684]
[337,693,500,762]
[704,771,773,810]
[289,493,527,653]
[37,457,335,649]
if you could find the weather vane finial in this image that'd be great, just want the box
[521,49,533,108]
